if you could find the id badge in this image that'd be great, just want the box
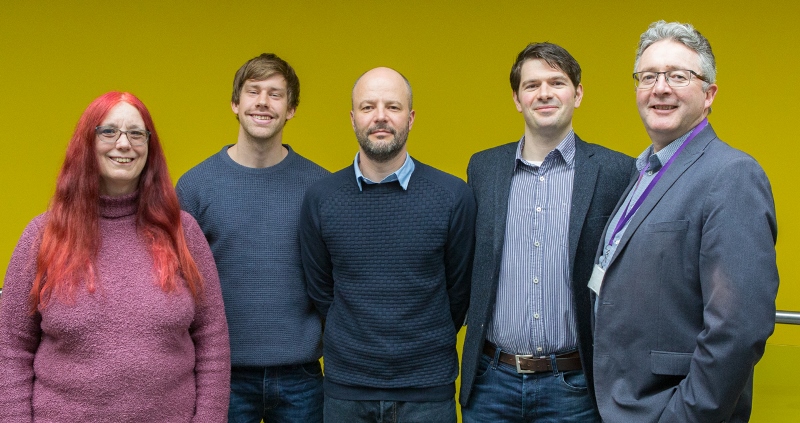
[588,264,605,295]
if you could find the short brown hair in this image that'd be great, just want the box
[510,43,581,94]
[231,53,300,110]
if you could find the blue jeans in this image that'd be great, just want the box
[324,395,456,423]
[461,352,600,423]
[228,362,324,423]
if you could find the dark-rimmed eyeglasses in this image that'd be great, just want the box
[633,70,706,89]
[95,126,150,146]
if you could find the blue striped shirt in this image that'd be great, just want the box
[487,132,577,356]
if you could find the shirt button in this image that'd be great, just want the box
[536,206,542,212]
[537,347,543,352]
[533,277,539,284]
[614,239,620,245]
[534,241,540,247]
[539,176,545,182]
[534,313,540,319]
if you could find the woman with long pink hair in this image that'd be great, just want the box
[0,92,230,422]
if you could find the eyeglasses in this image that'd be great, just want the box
[95,126,150,146]
[632,69,706,89]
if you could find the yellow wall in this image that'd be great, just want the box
[2,0,798,420]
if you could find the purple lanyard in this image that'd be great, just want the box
[607,119,708,246]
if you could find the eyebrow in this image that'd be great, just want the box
[521,75,569,83]
[357,99,405,107]
[637,64,686,72]
[244,83,285,91]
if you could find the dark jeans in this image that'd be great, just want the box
[324,395,456,423]
[228,362,324,423]
[461,352,600,422]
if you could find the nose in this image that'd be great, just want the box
[115,132,132,149]
[537,82,553,99]
[374,105,388,122]
[257,91,269,106]
[652,73,672,94]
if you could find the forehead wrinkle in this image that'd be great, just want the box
[101,104,144,129]
[245,76,287,90]
[520,61,571,82]
[352,68,412,109]
[638,41,702,72]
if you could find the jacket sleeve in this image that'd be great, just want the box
[660,157,778,422]
[182,213,231,423]
[0,217,46,423]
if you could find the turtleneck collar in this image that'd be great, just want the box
[99,191,139,218]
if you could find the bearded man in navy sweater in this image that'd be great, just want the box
[300,67,476,423]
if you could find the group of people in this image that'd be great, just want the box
[0,19,778,423]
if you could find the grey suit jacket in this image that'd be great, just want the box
[459,136,634,407]
[593,125,779,423]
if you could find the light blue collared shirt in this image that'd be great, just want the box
[353,152,415,191]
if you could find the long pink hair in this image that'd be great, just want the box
[30,92,203,310]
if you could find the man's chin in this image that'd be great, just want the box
[362,148,403,163]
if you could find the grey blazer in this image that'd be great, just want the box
[459,136,634,407]
[592,125,779,423]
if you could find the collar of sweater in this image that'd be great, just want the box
[99,191,138,218]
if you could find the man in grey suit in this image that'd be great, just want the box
[459,42,634,422]
[591,21,779,422]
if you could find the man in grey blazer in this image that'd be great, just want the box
[591,21,779,422]
[459,42,634,422]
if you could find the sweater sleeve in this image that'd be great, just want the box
[0,216,46,423]
[181,213,231,423]
[299,187,334,319]
[444,182,477,331]
[176,176,198,218]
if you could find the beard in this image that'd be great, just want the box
[355,122,410,163]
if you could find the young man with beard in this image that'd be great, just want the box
[299,67,476,423]
[177,53,329,423]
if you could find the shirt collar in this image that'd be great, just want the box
[354,152,415,191]
[515,130,576,169]
[635,126,695,172]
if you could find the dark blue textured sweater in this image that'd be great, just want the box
[300,159,476,401]
[177,145,330,367]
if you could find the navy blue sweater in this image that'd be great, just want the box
[300,159,476,401]
[177,145,330,367]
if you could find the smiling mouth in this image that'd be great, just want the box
[112,158,133,163]
[251,114,274,122]
[652,105,677,110]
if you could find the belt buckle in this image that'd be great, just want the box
[514,354,536,374]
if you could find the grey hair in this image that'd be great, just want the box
[634,20,716,90]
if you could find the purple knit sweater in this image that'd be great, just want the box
[0,193,231,422]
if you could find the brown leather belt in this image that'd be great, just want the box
[483,342,582,374]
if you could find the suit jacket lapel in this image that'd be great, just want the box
[493,143,518,255]
[607,125,718,269]
[569,137,598,269]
